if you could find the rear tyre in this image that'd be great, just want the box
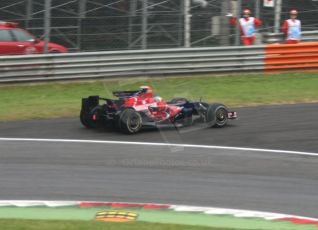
[118,108,142,134]
[206,104,228,128]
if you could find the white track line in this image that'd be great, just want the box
[0,137,318,157]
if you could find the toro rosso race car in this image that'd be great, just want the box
[80,86,237,134]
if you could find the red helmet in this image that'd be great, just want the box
[243,9,251,15]
[290,9,298,15]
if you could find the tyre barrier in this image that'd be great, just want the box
[265,42,318,73]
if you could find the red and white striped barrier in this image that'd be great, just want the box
[0,200,317,228]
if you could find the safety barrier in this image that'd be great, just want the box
[0,46,265,83]
[263,30,318,44]
[0,42,318,84]
[265,42,318,73]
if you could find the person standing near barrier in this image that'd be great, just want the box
[281,9,301,44]
[229,9,262,46]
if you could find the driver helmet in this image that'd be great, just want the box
[154,96,162,102]
[140,86,154,98]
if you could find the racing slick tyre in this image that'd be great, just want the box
[118,108,142,134]
[206,104,228,128]
[80,110,96,129]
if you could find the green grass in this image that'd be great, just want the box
[0,219,250,230]
[1,72,318,121]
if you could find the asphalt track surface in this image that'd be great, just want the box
[0,104,318,218]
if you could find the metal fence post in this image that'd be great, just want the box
[184,0,191,48]
[141,0,148,49]
[274,0,282,33]
[255,0,260,19]
[235,0,242,46]
[44,0,51,54]
[26,0,33,29]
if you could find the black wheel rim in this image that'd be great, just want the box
[128,113,141,131]
[216,108,227,125]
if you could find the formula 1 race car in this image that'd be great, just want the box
[80,86,237,134]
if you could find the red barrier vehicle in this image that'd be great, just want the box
[0,21,67,55]
[80,86,238,134]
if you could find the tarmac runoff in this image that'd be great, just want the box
[0,201,317,230]
[0,138,318,229]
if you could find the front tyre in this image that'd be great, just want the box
[118,108,142,134]
[206,104,228,128]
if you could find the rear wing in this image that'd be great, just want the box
[82,95,122,111]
